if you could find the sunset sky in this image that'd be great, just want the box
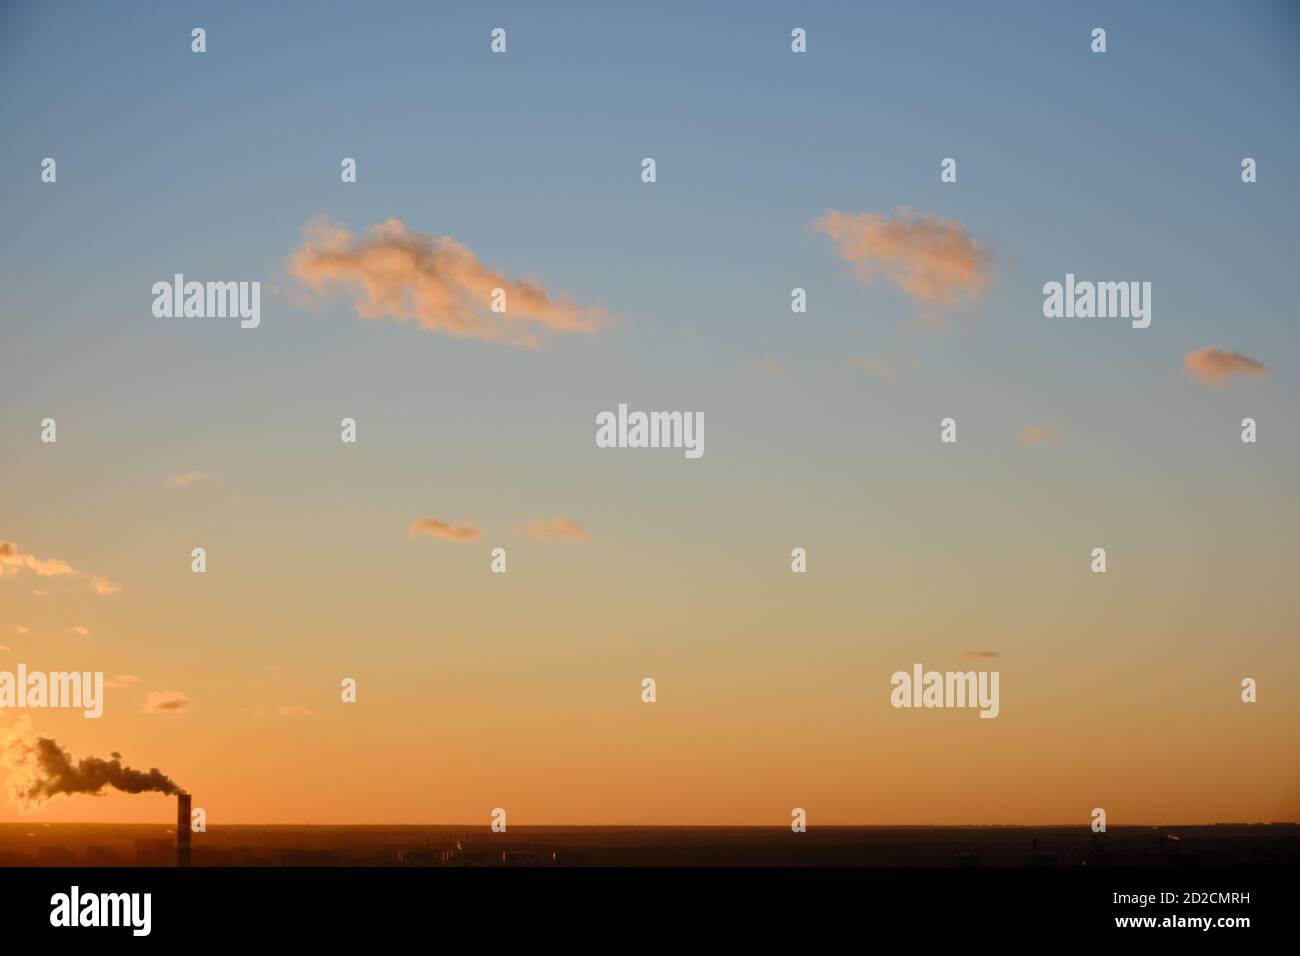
[1,1,1297,826]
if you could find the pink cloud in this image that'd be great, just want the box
[812,207,992,318]
[517,517,590,542]
[0,541,121,596]
[1021,424,1060,445]
[1184,347,1269,388]
[289,217,612,348]
[143,690,190,714]
[408,517,482,542]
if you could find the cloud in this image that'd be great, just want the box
[812,208,992,318]
[68,626,90,637]
[167,469,224,489]
[1184,347,1269,388]
[954,650,1001,662]
[1021,424,1060,445]
[0,541,121,596]
[849,350,922,380]
[749,358,783,375]
[277,705,313,717]
[143,691,190,714]
[517,517,591,542]
[408,517,482,542]
[289,217,612,348]
[0,645,8,654]
[14,627,28,635]
[104,674,142,689]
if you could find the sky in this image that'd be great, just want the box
[1,0,1297,827]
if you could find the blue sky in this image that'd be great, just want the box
[1,1,1297,824]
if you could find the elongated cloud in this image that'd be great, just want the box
[289,217,611,348]
[813,208,992,318]
[1184,347,1269,388]
[518,517,590,542]
[0,541,120,596]
[954,650,1001,662]
[1022,424,1060,445]
[167,469,224,488]
[2,718,182,813]
[143,690,190,714]
[104,674,142,689]
[409,517,482,542]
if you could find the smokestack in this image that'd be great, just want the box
[177,792,192,867]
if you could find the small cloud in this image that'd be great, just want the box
[104,674,142,689]
[812,207,992,322]
[143,690,190,714]
[14,626,28,635]
[289,217,612,348]
[167,469,224,489]
[954,650,1001,662]
[277,705,313,717]
[850,356,893,379]
[517,517,590,542]
[849,350,922,380]
[1184,347,1269,388]
[408,517,482,542]
[0,645,9,654]
[69,626,90,637]
[0,541,120,596]
[749,358,783,375]
[1021,424,1061,445]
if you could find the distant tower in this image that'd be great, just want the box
[177,793,192,867]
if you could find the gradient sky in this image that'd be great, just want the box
[1,1,1298,826]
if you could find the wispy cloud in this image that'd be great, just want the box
[408,517,482,542]
[289,217,612,348]
[143,690,190,714]
[849,349,922,380]
[13,627,28,635]
[1021,424,1061,445]
[277,705,313,717]
[954,650,1001,662]
[1184,347,1269,388]
[166,469,224,489]
[104,674,142,689]
[68,626,90,637]
[813,208,992,322]
[0,541,121,596]
[517,517,590,542]
[748,358,783,375]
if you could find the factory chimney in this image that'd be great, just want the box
[177,792,192,867]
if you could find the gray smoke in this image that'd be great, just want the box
[2,724,181,812]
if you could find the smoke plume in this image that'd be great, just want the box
[2,718,181,813]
